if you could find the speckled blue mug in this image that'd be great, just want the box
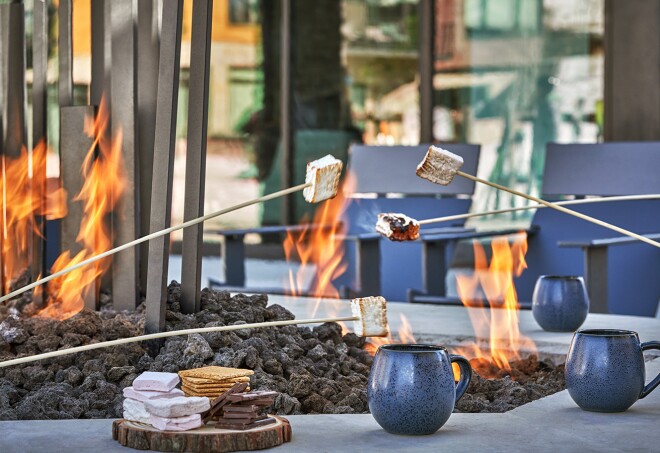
[368,344,471,435]
[565,329,660,412]
[532,276,589,332]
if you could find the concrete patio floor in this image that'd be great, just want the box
[1,298,659,452]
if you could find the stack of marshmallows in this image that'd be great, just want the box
[123,371,210,431]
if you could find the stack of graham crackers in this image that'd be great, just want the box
[178,366,254,398]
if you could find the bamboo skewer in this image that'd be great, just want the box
[0,183,311,304]
[0,315,356,368]
[455,170,660,250]
[416,194,660,226]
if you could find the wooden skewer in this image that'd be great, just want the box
[0,183,311,304]
[0,315,357,368]
[416,194,660,226]
[456,171,660,250]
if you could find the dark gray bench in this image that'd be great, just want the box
[515,142,660,315]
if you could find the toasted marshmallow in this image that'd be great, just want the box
[416,146,464,186]
[376,213,420,241]
[351,296,388,337]
[303,155,343,203]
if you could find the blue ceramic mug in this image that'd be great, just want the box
[565,329,660,412]
[532,275,589,332]
[367,344,471,435]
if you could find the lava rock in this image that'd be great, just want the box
[14,383,82,419]
[0,317,28,344]
[313,322,343,344]
[264,304,295,321]
[56,366,84,386]
[287,373,315,398]
[183,334,214,360]
[107,366,136,382]
[307,344,327,361]
[273,393,301,415]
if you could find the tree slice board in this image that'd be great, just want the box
[112,416,291,452]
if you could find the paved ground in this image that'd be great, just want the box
[2,300,659,452]
[2,359,659,452]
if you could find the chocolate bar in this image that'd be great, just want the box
[223,405,264,413]
[223,413,267,421]
[201,382,248,423]
[231,398,273,406]
[215,417,276,431]
[226,391,278,402]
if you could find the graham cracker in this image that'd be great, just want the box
[182,385,251,397]
[182,382,244,391]
[178,366,254,381]
[182,375,251,385]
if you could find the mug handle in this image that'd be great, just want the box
[450,354,472,402]
[640,341,660,398]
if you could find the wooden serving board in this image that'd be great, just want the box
[112,416,291,452]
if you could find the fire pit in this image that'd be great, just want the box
[0,282,567,421]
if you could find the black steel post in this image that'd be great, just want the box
[280,0,293,225]
[144,0,183,334]
[419,0,435,144]
[60,106,100,310]
[90,0,107,106]
[137,0,161,295]
[58,0,73,107]
[180,0,213,314]
[4,1,26,158]
[584,246,609,314]
[32,0,48,288]
[111,0,140,310]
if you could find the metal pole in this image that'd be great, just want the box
[418,0,435,144]
[280,0,293,225]
[144,0,183,334]
[2,2,28,296]
[137,0,160,295]
[180,0,213,314]
[32,0,48,287]
[58,0,73,107]
[4,1,26,157]
[111,0,140,310]
[60,105,99,310]
[0,4,7,296]
[90,0,107,106]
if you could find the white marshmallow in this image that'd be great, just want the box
[123,398,151,424]
[132,371,180,392]
[351,296,388,337]
[416,146,464,186]
[149,413,202,431]
[303,155,343,203]
[123,386,185,402]
[144,396,210,418]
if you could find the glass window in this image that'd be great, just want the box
[433,0,604,224]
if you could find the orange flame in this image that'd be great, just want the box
[283,174,355,331]
[282,172,417,349]
[454,233,535,378]
[0,142,67,293]
[38,96,126,319]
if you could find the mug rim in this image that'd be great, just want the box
[576,328,637,337]
[378,344,447,353]
[539,275,583,281]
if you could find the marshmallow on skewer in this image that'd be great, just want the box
[416,145,464,186]
[351,296,389,337]
[303,154,343,203]
[376,213,420,242]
